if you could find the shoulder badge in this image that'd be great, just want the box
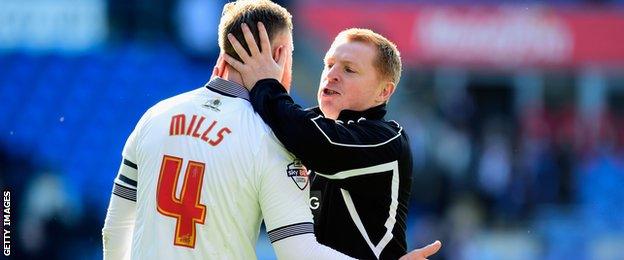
[287,159,309,190]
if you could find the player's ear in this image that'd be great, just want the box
[213,53,227,78]
[272,45,282,62]
[376,81,396,103]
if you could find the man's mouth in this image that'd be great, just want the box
[322,88,340,96]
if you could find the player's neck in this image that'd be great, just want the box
[222,67,245,87]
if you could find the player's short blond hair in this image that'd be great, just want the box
[218,0,292,62]
[333,28,402,85]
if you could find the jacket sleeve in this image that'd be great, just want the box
[250,79,404,175]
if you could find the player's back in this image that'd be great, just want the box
[128,83,280,259]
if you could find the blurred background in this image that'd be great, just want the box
[1,0,623,259]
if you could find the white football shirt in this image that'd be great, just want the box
[115,78,313,259]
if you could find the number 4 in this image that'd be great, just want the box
[156,155,207,248]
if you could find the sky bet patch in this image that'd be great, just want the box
[287,159,309,190]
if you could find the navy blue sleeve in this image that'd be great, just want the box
[249,79,404,175]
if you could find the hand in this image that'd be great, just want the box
[399,240,442,260]
[223,22,288,91]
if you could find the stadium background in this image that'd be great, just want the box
[1,0,623,259]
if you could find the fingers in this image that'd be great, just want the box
[258,22,271,54]
[227,33,251,62]
[222,53,245,72]
[403,240,442,260]
[241,23,260,56]
[421,240,442,257]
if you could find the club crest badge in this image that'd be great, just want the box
[203,98,221,112]
[287,159,309,190]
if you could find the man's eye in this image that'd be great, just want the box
[326,63,334,69]
[345,67,355,73]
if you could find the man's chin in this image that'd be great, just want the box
[318,105,339,120]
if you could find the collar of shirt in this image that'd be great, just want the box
[311,104,388,122]
[204,77,250,101]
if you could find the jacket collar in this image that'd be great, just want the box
[311,104,388,122]
[204,77,250,101]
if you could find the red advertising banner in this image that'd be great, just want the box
[297,4,624,68]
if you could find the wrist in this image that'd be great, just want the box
[252,78,287,94]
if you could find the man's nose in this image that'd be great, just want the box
[325,67,339,83]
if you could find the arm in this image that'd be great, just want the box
[103,116,144,260]
[250,78,403,174]
[223,22,403,174]
[273,235,441,260]
[102,159,138,260]
[273,233,355,259]
[256,134,355,259]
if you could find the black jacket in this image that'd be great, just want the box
[250,79,413,259]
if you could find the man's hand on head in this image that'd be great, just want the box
[223,22,288,92]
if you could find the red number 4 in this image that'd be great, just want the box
[156,155,207,248]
